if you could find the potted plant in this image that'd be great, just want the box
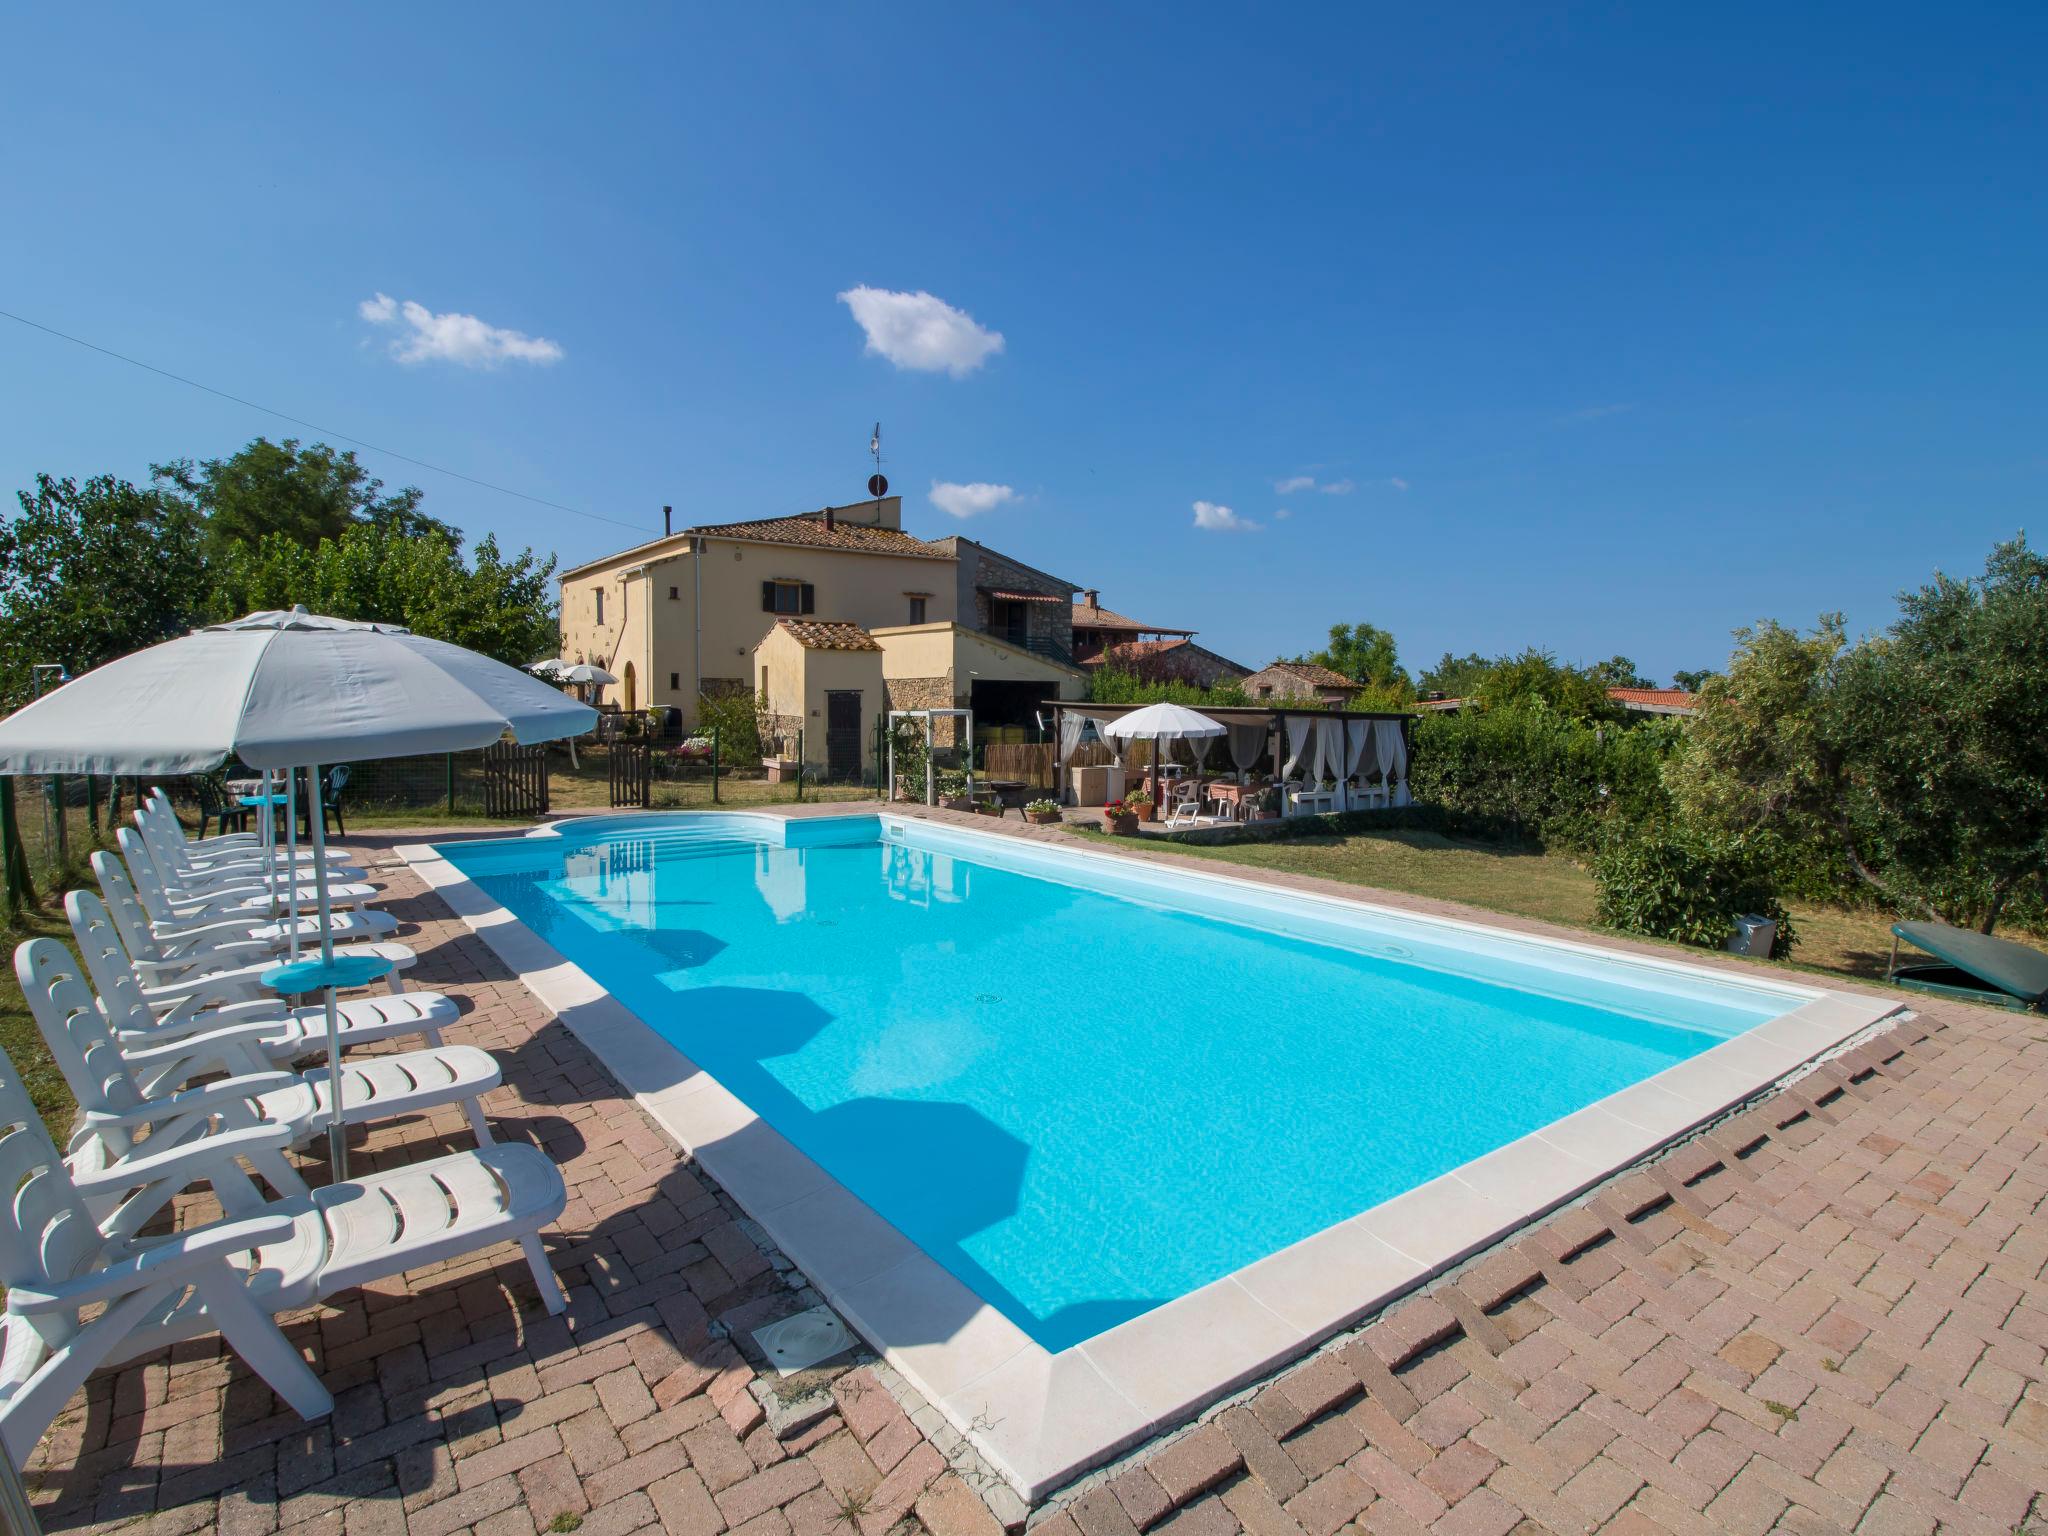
[1024,797,1061,825]
[936,771,978,813]
[1125,789,1156,823]
[1103,798,1140,835]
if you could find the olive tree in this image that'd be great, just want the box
[1671,537,2048,932]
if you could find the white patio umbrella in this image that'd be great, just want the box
[1099,702,1225,818]
[527,657,570,681]
[0,606,596,1173]
[556,663,617,687]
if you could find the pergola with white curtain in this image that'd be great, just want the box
[1047,700,1415,816]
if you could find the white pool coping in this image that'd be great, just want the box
[399,811,1906,1501]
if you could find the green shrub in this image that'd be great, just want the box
[695,689,761,763]
[1407,702,1679,851]
[1593,827,1796,957]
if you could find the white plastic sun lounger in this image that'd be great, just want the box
[139,793,333,874]
[0,1035,566,1467]
[144,787,326,860]
[17,937,503,1219]
[112,834,400,951]
[68,889,460,1060]
[132,815,376,912]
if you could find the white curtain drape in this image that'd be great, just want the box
[1315,718,1346,784]
[1282,716,1316,779]
[1190,734,1216,772]
[1342,718,1375,810]
[1373,718,1410,805]
[1057,711,1086,765]
[1227,723,1265,781]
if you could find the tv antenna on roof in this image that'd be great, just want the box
[866,422,887,499]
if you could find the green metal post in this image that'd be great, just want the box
[86,774,99,836]
[446,754,456,818]
[796,728,805,801]
[50,776,66,869]
[711,725,720,804]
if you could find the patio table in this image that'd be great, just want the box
[1204,780,1254,821]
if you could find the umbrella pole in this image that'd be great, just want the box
[308,760,347,1179]
[286,766,302,959]
[262,769,279,915]
[1150,735,1160,821]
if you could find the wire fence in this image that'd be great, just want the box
[1,774,134,913]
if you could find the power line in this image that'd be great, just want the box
[0,305,650,534]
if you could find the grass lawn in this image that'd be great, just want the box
[1128,823,2039,989]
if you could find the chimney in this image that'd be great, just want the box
[663,505,672,536]
[1083,589,1099,609]
[824,506,836,531]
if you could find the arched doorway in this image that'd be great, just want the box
[621,661,637,715]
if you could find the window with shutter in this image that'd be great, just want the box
[761,581,776,613]
[800,584,816,614]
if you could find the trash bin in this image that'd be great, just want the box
[1726,914,1778,958]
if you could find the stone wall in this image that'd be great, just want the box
[957,544,1074,655]
[885,675,961,746]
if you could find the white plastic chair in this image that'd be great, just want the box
[0,1031,567,1467]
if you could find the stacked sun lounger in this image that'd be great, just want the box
[0,791,567,1466]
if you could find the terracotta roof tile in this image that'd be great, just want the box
[1607,686,1697,712]
[1262,660,1361,690]
[1071,601,1194,635]
[688,514,950,559]
[774,618,881,651]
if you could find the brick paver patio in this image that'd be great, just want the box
[23,824,2048,1536]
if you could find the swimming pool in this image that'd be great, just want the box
[436,812,1820,1358]
[416,810,1898,1493]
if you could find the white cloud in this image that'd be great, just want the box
[358,292,563,368]
[929,480,1016,519]
[837,286,1004,376]
[1192,500,1260,533]
[1273,507,1293,520]
[1273,473,1355,495]
[1388,477,1410,492]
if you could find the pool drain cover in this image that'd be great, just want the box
[753,1307,855,1376]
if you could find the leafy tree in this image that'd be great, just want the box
[155,437,455,554]
[0,473,207,706]
[1672,537,2048,931]
[1088,665,1249,708]
[1670,668,1717,693]
[1418,651,1492,700]
[203,522,557,665]
[1589,655,1654,689]
[1475,648,1623,722]
[1298,622,1410,694]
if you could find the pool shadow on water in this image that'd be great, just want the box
[528,982,1164,1355]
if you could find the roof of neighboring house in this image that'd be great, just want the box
[685,514,950,560]
[771,619,882,652]
[1083,637,1253,676]
[1607,686,1697,715]
[927,536,1079,593]
[1070,599,1195,636]
[981,588,1068,604]
[1254,660,1362,691]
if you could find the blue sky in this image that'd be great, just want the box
[3,5,2042,682]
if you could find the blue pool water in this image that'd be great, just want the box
[441,814,1801,1351]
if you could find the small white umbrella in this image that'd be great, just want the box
[1099,703,1225,817]
[0,606,596,1173]
[527,657,570,681]
[556,663,617,687]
